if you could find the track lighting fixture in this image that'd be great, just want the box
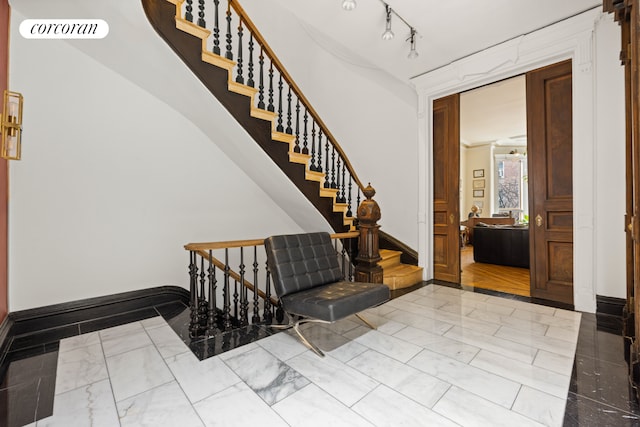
[342,0,356,11]
[407,28,418,59]
[382,4,394,40]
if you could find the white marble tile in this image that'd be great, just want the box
[347,350,450,408]
[513,385,567,427]
[146,324,190,359]
[444,325,538,363]
[533,350,575,376]
[343,328,422,363]
[101,329,153,358]
[383,309,455,335]
[434,302,476,316]
[362,303,397,317]
[510,309,581,330]
[404,294,450,309]
[54,342,108,395]
[470,349,571,398]
[273,384,374,427]
[58,332,101,353]
[40,379,119,427]
[553,308,582,321]
[545,325,580,342]
[408,349,520,408]
[165,350,240,403]
[217,341,259,361]
[495,326,577,357]
[393,326,480,363]
[106,345,174,402]
[466,309,549,336]
[360,314,406,336]
[117,381,204,427]
[257,331,308,361]
[352,385,459,427]
[224,346,309,405]
[99,321,144,341]
[141,316,167,330]
[295,324,353,353]
[194,382,288,427]
[485,296,558,316]
[433,386,545,427]
[286,352,378,407]
[323,317,361,334]
[326,339,369,363]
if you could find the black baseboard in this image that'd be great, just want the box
[596,295,626,335]
[0,285,189,363]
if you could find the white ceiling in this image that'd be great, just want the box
[460,75,527,146]
[273,0,601,81]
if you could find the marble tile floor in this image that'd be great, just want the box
[2,283,638,426]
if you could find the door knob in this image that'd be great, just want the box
[535,214,543,227]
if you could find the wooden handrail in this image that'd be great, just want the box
[228,0,365,192]
[194,249,279,306]
[184,231,359,251]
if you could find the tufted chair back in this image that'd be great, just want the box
[264,232,344,299]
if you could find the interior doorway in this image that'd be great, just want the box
[459,75,531,296]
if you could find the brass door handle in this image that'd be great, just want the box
[535,214,543,227]
[450,214,455,224]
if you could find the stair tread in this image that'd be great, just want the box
[379,249,402,258]
[384,264,422,276]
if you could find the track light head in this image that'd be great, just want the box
[342,0,356,11]
[382,5,394,40]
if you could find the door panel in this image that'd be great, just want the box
[433,94,460,283]
[526,60,574,304]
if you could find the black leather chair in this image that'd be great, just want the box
[264,232,390,356]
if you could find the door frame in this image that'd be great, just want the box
[412,7,601,312]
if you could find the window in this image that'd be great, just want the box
[494,153,528,219]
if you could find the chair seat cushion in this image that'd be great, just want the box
[281,281,390,322]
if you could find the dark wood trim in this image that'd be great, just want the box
[0,286,189,363]
[379,230,418,266]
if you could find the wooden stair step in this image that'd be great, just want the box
[379,249,402,269]
[382,264,423,291]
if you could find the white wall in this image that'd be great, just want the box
[240,0,420,249]
[461,145,492,216]
[594,13,626,298]
[8,11,305,311]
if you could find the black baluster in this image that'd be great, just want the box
[317,129,323,173]
[302,108,309,155]
[263,262,273,323]
[185,0,193,22]
[197,0,206,27]
[294,98,301,152]
[285,87,293,135]
[206,250,217,334]
[347,175,353,217]
[310,122,317,171]
[331,147,337,189]
[268,63,275,112]
[252,246,260,324]
[357,188,361,209]
[324,136,330,188]
[233,280,239,321]
[223,249,232,330]
[212,0,220,55]
[225,5,233,60]
[239,247,248,326]
[336,156,342,196]
[247,33,255,88]
[276,75,284,132]
[340,162,347,203]
[188,252,199,336]
[257,49,265,109]
[199,257,207,328]
[236,22,244,84]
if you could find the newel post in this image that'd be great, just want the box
[354,184,383,283]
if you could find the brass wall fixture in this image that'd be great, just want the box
[1,90,23,160]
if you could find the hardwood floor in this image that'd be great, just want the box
[460,245,530,297]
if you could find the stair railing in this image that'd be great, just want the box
[184,231,359,338]
[177,0,365,219]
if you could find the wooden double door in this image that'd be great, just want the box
[433,60,574,305]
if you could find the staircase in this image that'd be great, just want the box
[142,0,423,286]
[379,249,424,290]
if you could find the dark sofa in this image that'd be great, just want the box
[473,225,530,268]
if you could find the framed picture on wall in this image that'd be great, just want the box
[473,169,484,178]
[473,189,484,198]
[473,179,485,189]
